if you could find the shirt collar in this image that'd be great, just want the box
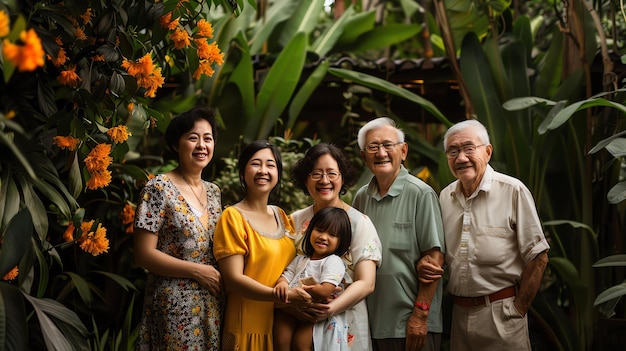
[451,164,494,199]
[366,166,409,200]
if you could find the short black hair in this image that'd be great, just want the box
[164,106,218,160]
[237,140,283,202]
[291,143,356,196]
[302,206,352,257]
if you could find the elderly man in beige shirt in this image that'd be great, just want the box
[419,119,549,350]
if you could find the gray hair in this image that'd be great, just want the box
[443,119,490,150]
[357,117,405,150]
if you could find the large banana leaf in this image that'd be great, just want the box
[277,0,325,48]
[459,32,506,162]
[312,5,355,57]
[249,32,308,140]
[287,60,330,130]
[327,68,451,126]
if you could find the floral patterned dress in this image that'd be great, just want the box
[135,174,224,350]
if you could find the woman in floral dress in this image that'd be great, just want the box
[134,107,224,350]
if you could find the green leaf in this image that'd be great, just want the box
[459,32,506,159]
[21,294,89,351]
[543,220,596,236]
[312,5,355,57]
[593,254,626,268]
[594,282,626,306]
[278,0,325,47]
[0,283,28,351]
[92,271,138,292]
[539,98,626,134]
[335,10,376,46]
[604,138,626,158]
[64,272,93,306]
[607,181,626,204]
[0,132,37,180]
[344,24,423,52]
[503,97,557,111]
[0,209,33,278]
[537,100,567,135]
[328,68,451,125]
[248,1,297,55]
[287,60,330,130]
[250,32,308,140]
[17,178,48,241]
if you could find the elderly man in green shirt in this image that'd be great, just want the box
[353,117,445,351]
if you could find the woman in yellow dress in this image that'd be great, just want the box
[214,140,308,351]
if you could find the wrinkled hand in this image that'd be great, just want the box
[417,255,443,284]
[406,310,428,351]
[195,264,222,296]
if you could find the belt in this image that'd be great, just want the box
[453,286,516,308]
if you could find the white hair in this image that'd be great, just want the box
[443,119,490,150]
[357,117,405,150]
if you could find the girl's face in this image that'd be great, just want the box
[309,228,340,259]
[177,119,214,170]
[242,148,278,195]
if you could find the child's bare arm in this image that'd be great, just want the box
[274,277,290,302]
[300,282,337,301]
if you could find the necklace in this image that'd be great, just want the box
[180,171,207,209]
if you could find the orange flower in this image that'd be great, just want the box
[57,65,81,87]
[86,169,112,190]
[107,125,132,143]
[170,28,190,49]
[120,203,136,225]
[122,53,164,98]
[75,27,87,41]
[2,266,18,281]
[2,29,45,71]
[79,223,109,256]
[53,135,81,151]
[91,54,105,62]
[0,10,9,38]
[194,60,215,80]
[81,8,93,25]
[50,47,68,67]
[84,143,112,172]
[63,223,76,242]
[197,19,213,38]
[159,12,179,30]
[127,102,134,113]
[80,220,95,236]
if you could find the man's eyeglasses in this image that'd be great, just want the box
[445,144,485,158]
[309,171,341,181]
[365,142,403,153]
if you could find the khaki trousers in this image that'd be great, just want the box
[450,296,530,351]
[371,332,442,351]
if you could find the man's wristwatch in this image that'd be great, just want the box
[414,301,430,311]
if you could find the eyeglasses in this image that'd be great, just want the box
[309,171,341,181]
[445,144,485,158]
[365,142,403,153]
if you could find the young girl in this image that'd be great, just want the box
[273,206,353,351]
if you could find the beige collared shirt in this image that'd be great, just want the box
[440,165,550,297]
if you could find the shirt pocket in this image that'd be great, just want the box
[388,222,414,252]
[474,227,510,265]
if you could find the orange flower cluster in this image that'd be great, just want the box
[120,203,136,233]
[49,36,68,67]
[2,28,45,71]
[158,12,224,81]
[121,53,165,98]
[107,125,132,144]
[0,10,9,37]
[80,223,109,256]
[84,143,113,190]
[57,64,81,87]
[2,266,18,281]
[53,135,81,151]
[63,220,110,256]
